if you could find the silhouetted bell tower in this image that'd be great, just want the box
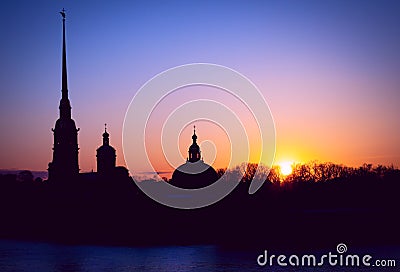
[96,124,116,176]
[48,9,79,181]
[188,126,201,162]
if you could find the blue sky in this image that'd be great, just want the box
[1,0,399,173]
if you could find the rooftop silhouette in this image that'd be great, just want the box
[170,126,219,189]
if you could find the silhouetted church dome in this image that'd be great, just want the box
[171,161,218,189]
[170,126,219,189]
[97,144,115,153]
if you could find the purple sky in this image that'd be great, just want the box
[1,0,399,174]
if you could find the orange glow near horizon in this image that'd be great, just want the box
[278,161,294,176]
[141,85,266,179]
[1,2,400,175]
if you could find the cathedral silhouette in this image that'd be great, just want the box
[48,11,127,182]
[47,10,79,181]
[170,126,219,189]
[47,11,216,187]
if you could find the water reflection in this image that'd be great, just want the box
[0,240,398,272]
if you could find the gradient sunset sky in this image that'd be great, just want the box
[1,0,399,175]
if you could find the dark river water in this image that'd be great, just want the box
[0,240,398,271]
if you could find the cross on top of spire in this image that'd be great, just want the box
[192,125,197,142]
[60,8,66,19]
[103,123,109,139]
[102,123,110,146]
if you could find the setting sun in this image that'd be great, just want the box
[279,161,293,176]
